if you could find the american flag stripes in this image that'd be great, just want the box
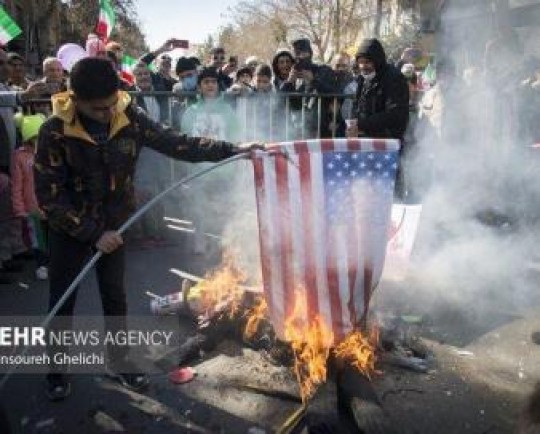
[252,139,400,343]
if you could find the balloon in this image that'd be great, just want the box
[57,43,88,72]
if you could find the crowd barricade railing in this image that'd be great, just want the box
[19,91,358,183]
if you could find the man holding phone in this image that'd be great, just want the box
[139,38,189,91]
[208,47,236,91]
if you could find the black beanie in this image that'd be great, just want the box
[176,57,198,75]
[291,38,312,54]
[197,66,219,85]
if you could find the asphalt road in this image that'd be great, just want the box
[0,228,535,434]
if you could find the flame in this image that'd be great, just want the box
[188,252,247,319]
[284,288,334,403]
[333,326,379,379]
[243,297,268,340]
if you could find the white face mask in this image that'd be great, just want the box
[361,71,376,81]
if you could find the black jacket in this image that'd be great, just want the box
[35,91,234,244]
[354,39,409,140]
[139,52,178,92]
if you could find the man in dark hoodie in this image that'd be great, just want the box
[346,38,409,141]
[346,38,409,198]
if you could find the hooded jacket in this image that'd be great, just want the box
[11,144,39,217]
[34,91,235,244]
[354,39,409,140]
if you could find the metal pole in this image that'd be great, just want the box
[285,96,290,141]
[0,153,247,392]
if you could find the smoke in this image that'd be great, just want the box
[379,0,540,322]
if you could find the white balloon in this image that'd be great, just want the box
[57,43,88,72]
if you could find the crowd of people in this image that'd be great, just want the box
[0,30,538,404]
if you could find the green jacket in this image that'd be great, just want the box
[181,96,240,143]
[34,90,235,244]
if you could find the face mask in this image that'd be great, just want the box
[360,71,376,81]
[182,75,198,91]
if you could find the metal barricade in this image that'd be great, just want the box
[18,90,358,184]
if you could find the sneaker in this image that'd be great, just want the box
[46,373,71,401]
[106,361,149,392]
[35,266,48,280]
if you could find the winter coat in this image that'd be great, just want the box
[139,52,178,92]
[11,144,39,216]
[280,63,338,138]
[353,39,409,140]
[34,91,235,244]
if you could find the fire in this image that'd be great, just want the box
[334,326,379,379]
[187,253,247,319]
[284,288,334,403]
[243,297,268,340]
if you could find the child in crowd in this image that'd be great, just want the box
[253,64,274,93]
[0,173,27,284]
[227,65,254,96]
[181,67,240,142]
[250,64,278,141]
[181,67,241,254]
[11,114,48,280]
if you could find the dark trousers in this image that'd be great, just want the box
[48,229,128,372]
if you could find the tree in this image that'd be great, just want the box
[196,35,215,63]
[219,0,422,64]
[373,0,383,37]
[222,0,376,63]
[59,0,148,56]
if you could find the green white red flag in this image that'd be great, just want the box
[0,7,22,46]
[121,55,137,84]
[96,0,116,40]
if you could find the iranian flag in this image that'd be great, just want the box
[96,0,116,40]
[0,7,22,46]
[121,55,137,84]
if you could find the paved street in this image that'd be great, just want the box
[0,228,536,433]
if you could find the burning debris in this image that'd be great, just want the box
[154,255,405,433]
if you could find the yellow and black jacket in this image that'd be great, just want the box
[34,91,235,244]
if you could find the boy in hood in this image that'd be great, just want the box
[35,58,255,400]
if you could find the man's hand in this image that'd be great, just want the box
[96,231,123,254]
[345,124,359,138]
[19,82,49,103]
[231,142,266,156]
[287,68,299,83]
[221,63,237,76]
[302,69,314,83]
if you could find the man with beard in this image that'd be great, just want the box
[346,38,409,198]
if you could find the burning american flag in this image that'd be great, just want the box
[252,139,400,343]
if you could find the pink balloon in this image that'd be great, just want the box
[57,43,88,72]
